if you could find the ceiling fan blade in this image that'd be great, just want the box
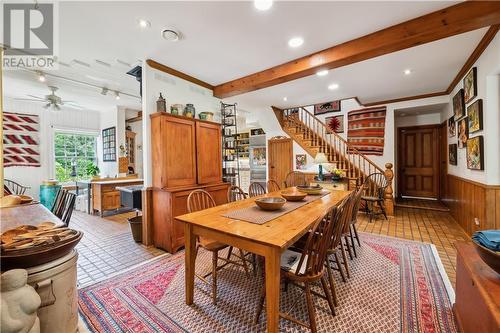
[27,94,45,100]
[14,98,45,102]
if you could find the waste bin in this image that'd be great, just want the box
[128,216,143,242]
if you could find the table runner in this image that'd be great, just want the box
[223,191,329,225]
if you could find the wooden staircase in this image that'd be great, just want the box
[272,106,394,215]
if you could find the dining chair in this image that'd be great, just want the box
[361,173,389,223]
[325,191,356,292]
[248,182,266,197]
[255,205,338,332]
[266,179,281,192]
[227,185,247,202]
[4,179,30,195]
[187,189,251,305]
[51,189,76,226]
[284,171,306,188]
[343,185,365,258]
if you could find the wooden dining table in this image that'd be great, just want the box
[1,203,64,233]
[175,188,351,332]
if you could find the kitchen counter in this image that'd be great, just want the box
[92,178,143,185]
[91,179,143,216]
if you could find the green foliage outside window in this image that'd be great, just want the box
[54,132,98,182]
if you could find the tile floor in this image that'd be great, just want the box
[72,201,469,288]
[71,211,165,286]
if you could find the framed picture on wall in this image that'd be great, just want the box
[314,100,341,115]
[448,144,457,165]
[453,89,465,120]
[467,99,483,133]
[295,154,307,170]
[463,67,477,104]
[466,136,484,170]
[325,115,344,133]
[102,126,116,161]
[448,116,456,137]
[457,118,468,148]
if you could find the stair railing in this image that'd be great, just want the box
[281,107,394,214]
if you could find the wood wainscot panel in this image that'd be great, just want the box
[443,174,500,236]
[151,182,230,253]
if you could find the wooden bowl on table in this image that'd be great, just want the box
[280,190,307,202]
[255,197,286,211]
[296,185,323,195]
[473,241,500,274]
[20,195,34,204]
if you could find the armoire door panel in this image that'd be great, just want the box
[196,121,222,184]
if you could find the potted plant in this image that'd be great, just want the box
[86,163,100,180]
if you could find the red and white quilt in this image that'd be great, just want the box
[3,112,41,167]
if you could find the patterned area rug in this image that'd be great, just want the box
[78,233,457,332]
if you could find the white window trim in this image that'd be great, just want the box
[49,125,99,180]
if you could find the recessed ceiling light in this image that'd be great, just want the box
[254,0,273,11]
[404,69,412,75]
[288,37,304,48]
[316,70,328,77]
[162,28,180,42]
[138,19,151,29]
[283,97,288,101]
[328,83,339,90]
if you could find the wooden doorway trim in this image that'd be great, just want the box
[438,121,448,200]
[397,124,441,199]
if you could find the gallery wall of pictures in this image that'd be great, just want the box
[449,66,484,171]
[102,126,117,162]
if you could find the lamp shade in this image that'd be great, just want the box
[314,152,328,164]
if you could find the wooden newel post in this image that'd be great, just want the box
[384,163,394,216]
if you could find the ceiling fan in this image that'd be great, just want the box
[15,86,83,110]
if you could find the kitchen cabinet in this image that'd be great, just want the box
[91,178,143,216]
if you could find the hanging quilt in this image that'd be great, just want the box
[3,112,41,167]
[347,106,386,155]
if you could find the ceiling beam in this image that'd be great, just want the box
[213,1,500,99]
[146,59,214,91]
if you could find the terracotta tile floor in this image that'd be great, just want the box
[395,198,450,212]
[357,206,469,288]
[71,211,165,286]
[72,203,468,289]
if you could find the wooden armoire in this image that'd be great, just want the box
[150,112,229,253]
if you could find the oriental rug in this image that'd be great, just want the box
[78,233,457,333]
[347,106,386,155]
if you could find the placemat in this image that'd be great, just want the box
[222,191,329,225]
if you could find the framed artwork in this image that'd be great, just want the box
[326,115,344,133]
[102,126,117,161]
[466,136,484,170]
[457,118,468,148]
[463,67,477,104]
[295,154,307,170]
[453,89,465,120]
[314,100,341,115]
[448,116,456,137]
[448,144,457,165]
[467,99,483,133]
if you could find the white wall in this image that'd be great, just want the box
[3,98,100,199]
[395,112,442,128]
[445,33,500,185]
[141,61,221,187]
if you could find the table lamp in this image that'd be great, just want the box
[314,152,328,181]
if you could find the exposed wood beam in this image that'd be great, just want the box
[146,59,214,91]
[446,24,499,94]
[213,2,500,98]
[362,91,448,107]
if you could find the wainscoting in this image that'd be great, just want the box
[442,174,500,235]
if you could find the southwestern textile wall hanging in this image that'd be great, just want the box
[347,106,386,155]
[3,112,41,167]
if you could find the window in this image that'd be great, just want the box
[54,132,97,182]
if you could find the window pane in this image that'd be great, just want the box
[54,132,98,181]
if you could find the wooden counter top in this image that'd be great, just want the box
[91,179,143,185]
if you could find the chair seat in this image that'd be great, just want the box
[280,250,308,275]
[361,195,382,201]
[199,237,228,251]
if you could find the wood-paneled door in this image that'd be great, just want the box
[268,137,293,188]
[195,120,222,184]
[397,125,440,198]
[439,121,448,199]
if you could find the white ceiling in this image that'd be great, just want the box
[3,1,487,113]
